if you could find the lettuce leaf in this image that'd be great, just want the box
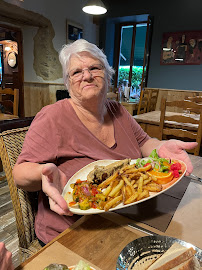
[149,149,159,159]
[73,260,91,270]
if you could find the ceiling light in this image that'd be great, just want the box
[82,0,107,15]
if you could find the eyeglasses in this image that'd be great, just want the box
[68,64,105,82]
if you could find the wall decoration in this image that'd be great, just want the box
[160,30,202,65]
[66,20,83,44]
[7,51,17,68]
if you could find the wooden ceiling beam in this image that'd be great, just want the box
[0,0,49,28]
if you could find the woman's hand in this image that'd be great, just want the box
[0,242,14,270]
[157,140,198,175]
[41,163,73,216]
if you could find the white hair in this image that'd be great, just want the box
[59,39,115,88]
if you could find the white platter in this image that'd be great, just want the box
[62,159,186,215]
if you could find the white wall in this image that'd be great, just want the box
[4,0,98,83]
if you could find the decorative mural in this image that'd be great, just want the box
[160,30,202,65]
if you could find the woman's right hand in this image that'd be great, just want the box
[0,242,14,270]
[41,163,73,216]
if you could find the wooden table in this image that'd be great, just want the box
[0,113,19,120]
[134,110,198,139]
[120,101,139,115]
[15,156,202,270]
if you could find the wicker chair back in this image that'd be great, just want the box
[0,122,42,262]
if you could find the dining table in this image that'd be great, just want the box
[134,110,199,140]
[15,154,202,270]
[0,113,19,120]
[120,99,139,115]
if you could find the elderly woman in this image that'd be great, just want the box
[13,39,196,245]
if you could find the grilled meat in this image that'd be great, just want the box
[87,159,131,185]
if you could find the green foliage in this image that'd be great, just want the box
[118,66,143,89]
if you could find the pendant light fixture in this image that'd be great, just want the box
[82,0,107,15]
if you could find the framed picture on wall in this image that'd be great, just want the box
[160,30,202,65]
[66,20,83,44]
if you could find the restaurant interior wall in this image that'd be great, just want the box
[1,0,98,116]
[101,0,202,91]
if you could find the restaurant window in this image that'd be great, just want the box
[115,16,152,99]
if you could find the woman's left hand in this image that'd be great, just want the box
[157,140,198,175]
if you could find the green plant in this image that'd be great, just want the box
[118,66,143,89]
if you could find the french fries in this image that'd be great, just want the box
[108,179,124,197]
[104,195,123,211]
[98,163,162,212]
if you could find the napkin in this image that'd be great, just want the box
[115,176,191,232]
[21,241,100,270]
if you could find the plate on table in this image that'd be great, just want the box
[116,235,202,270]
[69,266,96,270]
[62,159,186,215]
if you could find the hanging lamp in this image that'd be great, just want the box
[82,0,107,15]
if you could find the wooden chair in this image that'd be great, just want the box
[56,89,70,101]
[0,87,19,116]
[106,91,118,101]
[185,95,202,103]
[159,97,202,155]
[184,96,202,114]
[0,117,42,262]
[137,88,159,114]
[147,88,159,112]
[107,86,118,101]
[137,88,150,114]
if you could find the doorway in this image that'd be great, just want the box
[0,24,24,117]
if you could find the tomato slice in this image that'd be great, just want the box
[92,186,99,196]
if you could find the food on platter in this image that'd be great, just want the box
[135,149,185,185]
[44,260,94,270]
[65,150,186,212]
[143,242,200,270]
[69,179,106,210]
[69,260,94,270]
[87,158,131,184]
[69,159,162,211]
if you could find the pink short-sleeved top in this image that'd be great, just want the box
[17,99,150,244]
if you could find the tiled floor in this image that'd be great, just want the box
[0,179,20,268]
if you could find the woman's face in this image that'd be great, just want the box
[67,52,107,104]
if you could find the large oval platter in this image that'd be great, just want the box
[62,159,186,215]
